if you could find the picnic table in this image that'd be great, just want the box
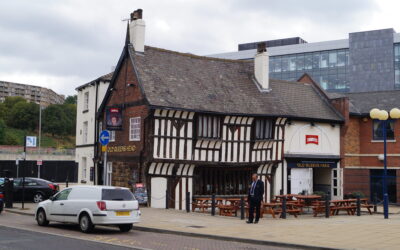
[192,197,211,212]
[330,199,357,215]
[273,194,297,202]
[311,198,372,216]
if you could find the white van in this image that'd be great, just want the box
[35,185,140,233]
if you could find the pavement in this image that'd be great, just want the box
[5,203,400,250]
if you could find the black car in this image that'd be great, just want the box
[12,178,59,203]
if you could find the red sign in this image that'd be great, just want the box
[37,160,43,166]
[135,183,144,188]
[305,135,319,145]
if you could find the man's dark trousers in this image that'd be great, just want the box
[248,197,261,222]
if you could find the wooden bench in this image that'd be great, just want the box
[275,208,301,218]
[218,204,236,216]
[360,199,373,215]
[192,199,211,212]
[312,204,326,217]
[331,205,356,215]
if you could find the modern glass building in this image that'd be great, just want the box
[209,29,400,93]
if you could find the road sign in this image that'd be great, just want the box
[26,136,37,147]
[99,130,110,145]
[37,160,42,166]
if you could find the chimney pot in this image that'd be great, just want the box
[131,9,143,20]
[257,43,267,53]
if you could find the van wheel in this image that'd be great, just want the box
[118,224,133,232]
[79,214,94,233]
[36,209,49,226]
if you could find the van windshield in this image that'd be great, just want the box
[101,189,136,201]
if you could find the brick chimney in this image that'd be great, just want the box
[129,9,145,53]
[254,43,269,91]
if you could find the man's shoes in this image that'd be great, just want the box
[246,221,253,224]
[254,221,259,224]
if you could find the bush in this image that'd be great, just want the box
[4,133,19,145]
[313,191,326,197]
[344,191,366,199]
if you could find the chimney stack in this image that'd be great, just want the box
[254,42,269,91]
[129,9,145,52]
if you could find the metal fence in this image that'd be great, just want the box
[0,160,78,183]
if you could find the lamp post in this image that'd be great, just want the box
[369,108,400,219]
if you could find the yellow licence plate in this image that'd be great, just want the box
[116,211,130,216]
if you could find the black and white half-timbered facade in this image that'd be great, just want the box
[97,10,344,209]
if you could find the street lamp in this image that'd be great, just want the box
[369,108,400,219]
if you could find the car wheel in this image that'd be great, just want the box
[79,214,94,233]
[36,209,49,226]
[33,193,44,203]
[118,224,133,232]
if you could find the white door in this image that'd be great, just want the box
[47,188,72,222]
[331,168,341,200]
[290,168,313,195]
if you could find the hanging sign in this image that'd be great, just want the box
[106,107,123,130]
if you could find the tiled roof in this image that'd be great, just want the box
[75,71,114,91]
[129,46,343,122]
[342,91,400,115]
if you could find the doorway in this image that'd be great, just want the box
[370,169,397,203]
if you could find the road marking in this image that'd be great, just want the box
[0,224,152,250]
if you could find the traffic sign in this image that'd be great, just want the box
[99,130,110,145]
[26,136,37,147]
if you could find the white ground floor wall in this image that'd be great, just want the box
[75,146,95,185]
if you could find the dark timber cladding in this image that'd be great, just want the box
[98,32,344,208]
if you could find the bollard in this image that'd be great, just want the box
[240,197,245,220]
[186,192,190,213]
[165,190,169,209]
[383,193,389,219]
[66,179,69,188]
[325,194,330,218]
[211,194,216,216]
[356,195,361,216]
[373,192,377,213]
[281,196,287,219]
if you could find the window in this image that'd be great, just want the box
[373,120,395,140]
[83,92,89,111]
[109,130,116,142]
[254,119,274,139]
[83,121,88,144]
[81,157,87,180]
[102,188,135,201]
[54,188,72,201]
[129,117,141,141]
[106,162,112,186]
[197,115,221,138]
[98,121,103,135]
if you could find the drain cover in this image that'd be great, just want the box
[187,225,205,228]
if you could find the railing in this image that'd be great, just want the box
[0,145,75,156]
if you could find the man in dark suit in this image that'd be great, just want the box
[247,173,264,224]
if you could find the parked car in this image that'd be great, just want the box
[35,186,141,233]
[0,178,4,214]
[13,177,59,203]
[133,187,148,205]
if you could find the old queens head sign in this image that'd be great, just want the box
[107,145,136,153]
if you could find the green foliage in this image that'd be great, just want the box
[3,96,26,109]
[42,104,76,136]
[64,95,77,104]
[0,119,5,144]
[7,101,39,130]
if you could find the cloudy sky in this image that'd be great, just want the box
[0,0,399,96]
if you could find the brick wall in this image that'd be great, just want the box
[100,54,151,186]
[343,169,370,198]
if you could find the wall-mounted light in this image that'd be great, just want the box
[310,122,315,126]
[127,83,135,87]
[109,88,115,91]
[330,123,336,128]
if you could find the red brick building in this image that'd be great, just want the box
[340,91,400,203]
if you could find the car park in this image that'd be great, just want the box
[35,185,140,233]
[13,177,59,203]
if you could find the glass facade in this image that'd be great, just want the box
[269,49,350,92]
[395,43,400,89]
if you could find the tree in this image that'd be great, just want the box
[64,95,77,105]
[7,101,39,130]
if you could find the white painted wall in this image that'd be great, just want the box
[284,121,340,155]
[151,177,167,208]
[75,80,109,184]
